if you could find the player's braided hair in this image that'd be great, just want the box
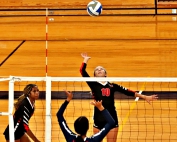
[14,84,37,110]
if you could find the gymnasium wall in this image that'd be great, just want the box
[0,0,155,8]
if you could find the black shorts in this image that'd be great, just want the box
[93,120,118,130]
[3,126,25,140]
[93,111,119,130]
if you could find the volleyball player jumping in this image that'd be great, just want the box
[80,53,158,142]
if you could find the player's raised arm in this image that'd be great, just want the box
[80,53,91,77]
[56,90,77,141]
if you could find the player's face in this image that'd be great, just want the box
[30,86,39,100]
[94,66,106,77]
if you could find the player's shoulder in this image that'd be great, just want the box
[21,97,28,105]
[19,98,32,109]
[108,82,115,87]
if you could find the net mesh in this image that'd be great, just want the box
[0,77,177,142]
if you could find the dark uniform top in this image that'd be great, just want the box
[80,62,136,129]
[3,97,35,140]
[57,100,115,142]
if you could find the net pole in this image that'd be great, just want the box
[45,76,52,142]
[45,7,51,142]
[9,76,14,142]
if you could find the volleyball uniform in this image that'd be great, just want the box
[80,62,136,129]
[57,100,115,142]
[3,97,35,140]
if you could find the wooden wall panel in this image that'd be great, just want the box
[0,16,177,79]
[0,16,157,41]
[0,0,154,8]
[0,40,177,78]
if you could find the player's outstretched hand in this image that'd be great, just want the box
[64,90,73,102]
[145,94,158,104]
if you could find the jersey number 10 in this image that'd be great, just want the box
[101,88,110,97]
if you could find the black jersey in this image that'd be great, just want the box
[3,97,35,140]
[80,63,135,122]
[57,100,115,142]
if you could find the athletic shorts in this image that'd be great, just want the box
[3,126,25,140]
[93,111,119,130]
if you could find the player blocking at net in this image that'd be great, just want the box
[3,84,41,142]
[80,53,158,142]
[56,90,115,142]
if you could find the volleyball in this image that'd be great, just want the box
[87,0,102,16]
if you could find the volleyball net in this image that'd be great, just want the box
[0,76,177,142]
